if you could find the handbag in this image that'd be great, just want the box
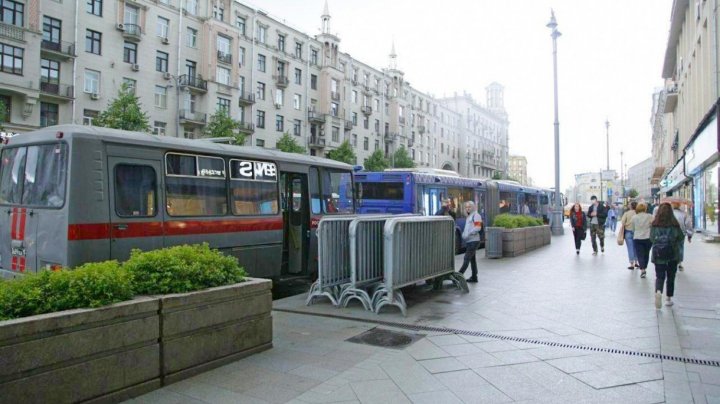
[617,224,625,246]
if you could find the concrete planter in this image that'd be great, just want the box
[499,225,551,257]
[0,278,272,404]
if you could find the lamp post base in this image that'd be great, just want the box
[550,209,564,235]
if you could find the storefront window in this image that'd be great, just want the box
[700,163,718,233]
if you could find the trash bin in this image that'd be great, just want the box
[485,227,503,258]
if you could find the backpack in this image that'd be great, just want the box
[652,232,674,261]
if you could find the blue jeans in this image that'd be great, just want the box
[634,239,652,270]
[624,230,636,262]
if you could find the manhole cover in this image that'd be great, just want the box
[346,327,424,349]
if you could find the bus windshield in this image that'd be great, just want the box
[358,182,404,200]
[0,144,68,207]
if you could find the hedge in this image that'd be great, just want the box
[0,243,245,321]
[492,213,544,228]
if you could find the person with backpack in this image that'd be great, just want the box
[671,202,693,271]
[650,203,685,308]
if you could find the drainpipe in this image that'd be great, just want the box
[71,0,79,123]
[305,37,310,152]
[250,9,257,147]
[176,0,184,137]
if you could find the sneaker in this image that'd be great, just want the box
[466,277,478,283]
[678,263,684,272]
[627,265,634,270]
[640,270,647,278]
[592,251,597,256]
[576,250,580,255]
[601,248,604,253]
[655,291,662,309]
[635,263,640,269]
[665,298,674,307]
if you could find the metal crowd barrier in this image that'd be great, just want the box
[306,215,357,306]
[338,216,394,310]
[373,216,468,316]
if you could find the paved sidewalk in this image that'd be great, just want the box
[127,224,720,404]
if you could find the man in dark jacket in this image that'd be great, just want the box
[587,195,607,255]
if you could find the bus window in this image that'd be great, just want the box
[320,169,354,214]
[309,167,321,214]
[0,144,68,207]
[165,153,227,216]
[115,164,156,217]
[229,159,278,215]
[357,182,404,200]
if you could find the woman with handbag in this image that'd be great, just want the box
[569,203,588,255]
[620,201,638,270]
[631,202,653,278]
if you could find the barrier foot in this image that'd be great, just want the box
[306,281,339,306]
[373,290,407,316]
[449,273,470,293]
[338,288,372,311]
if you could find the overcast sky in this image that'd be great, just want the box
[251,0,673,189]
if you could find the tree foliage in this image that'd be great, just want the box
[392,147,415,168]
[203,109,246,145]
[325,140,356,165]
[627,188,639,198]
[0,98,7,130]
[363,149,390,171]
[94,83,150,132]
[492,171,503,180]
[276,132,306,154]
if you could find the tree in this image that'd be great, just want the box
[203,109,246,145]
[492,171,503,180]
[94,83,150,132]
[275,132,305,154]
[392,147,414,168]
[363,149,389,171]
[325,140,356,165]
[627,188,639,198]
[0,98,6,132]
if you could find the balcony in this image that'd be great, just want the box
[417,125,425,134]
[40,40,76,59]
[308,111,326,124]
[179,110,207,126]
[39,81,74,100]
[344,120,353,131]
[664,84,678,113]
[398,116,406,125]
[238,122,255,134]
[361,106,372,115]
[217,51,232,65]
[121,24,142,42]
[273,75,289,88]
[178,74,208,93]
[238,92,256,105]
[309,136,326,148]
[330,91,340,101]
[0,22,23,41]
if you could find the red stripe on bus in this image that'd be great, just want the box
[19,256,25,272]
[10,207,17,240]
[68,218,283,240]
[11,256,17,271]
[18,208,27,240]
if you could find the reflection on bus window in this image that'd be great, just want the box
[292,178,303,212]
[230,181,278,215]
[309,167,321,214]
[0,144,68,207]
[321,169,354,214]
[115,164,156,217]
[165,152,227,216]
[358,182,404,200]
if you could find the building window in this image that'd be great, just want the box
[310,74,317,90]
[257,54,266,72]
[185,0,197,15]
[293,119,301,136]
[216,35,230,56]
[331,126,339,142]
[123,41,137,63]
[294,68,301,85]
[276,115,284,132]
[186,27,197,48]
[40,102,58,127]
[295,42,302,58]
[293,94,301,110]
[42,16,62,44]
[212,5,224,21]
[352,112,357,125]
[153,121,166,136]
[375,139,379,150]
[123,77,136,94]
[216,66,230,85]
[274,89,283,105]
[236,16,246,35]
[86,0,102,16]
[216,97,230,113]
[1,0,24,26]
[256,82,265,100]
[83,109,99,125]
[256,25,266,43]
[156,51,169,72]
[256,138,265,147]
[83,69,100,93]
[0,43,23,75]
[374,119,379,132]
[351,134,357,147]
[156,16,169,38]
[363,137,368,151]
[310,49,318,65]
[256,110,265,128]
[123,4,139,25]
[363,116,369,130]
[351,90,357,104]
[330,103,338,117]
[239,46,245,66]
[154,85,167,108]
[277,34,285,52]
[40,59,59,86]
[85,29,101,54]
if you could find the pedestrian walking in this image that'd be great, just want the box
[651,203,685,308]
[569,203,587,255]
[586,195,607,255]
[631,202,653,278]
[458,201,483,283]
[671,202,693,271]
[607,204,617,233]
[620,201,638,269]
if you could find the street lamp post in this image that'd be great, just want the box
[547,10,564,235]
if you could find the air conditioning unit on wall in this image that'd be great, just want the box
[131,64,140,71]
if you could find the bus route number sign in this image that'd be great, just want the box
[231,160,277,181]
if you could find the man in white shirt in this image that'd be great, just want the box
[459,201,483,283]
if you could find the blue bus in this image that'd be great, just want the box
[355,169,555,251]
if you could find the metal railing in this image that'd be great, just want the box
[308,136,326,147]
[178,74,207,91]
[122,23,142,40]
[0,22,23,41]
[238,92,256,104]
[179,109,207,123]
[306,216,356,305]
[39,82,74,98]
[217,51,232,64]
[361,106,372,115]
[41,40,76,57]
[372,216,467,316]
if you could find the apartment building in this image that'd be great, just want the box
[626,157,654,202]
[508,155,528,185]
[571,170,619,204]
[656,0,719,234]
[0,0,509,177]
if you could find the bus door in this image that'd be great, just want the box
[425,187,444,216]
[108,157,164,261]
[281,172,309,275]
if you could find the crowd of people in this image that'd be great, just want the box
[570,195,694,309]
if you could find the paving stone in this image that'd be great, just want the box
[546,356,599,374]
[418,357,468,374]
[349,379,410,404]
[407,390,463,404]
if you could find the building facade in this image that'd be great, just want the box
[508,155,528,185]
[626,157,654,202]
[656,0,719,235]
[0,0,509,178]
[571,170,619,205]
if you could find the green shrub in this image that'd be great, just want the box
[0,261,133,321]
[493,214,544,228]
[125,243,246,295]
